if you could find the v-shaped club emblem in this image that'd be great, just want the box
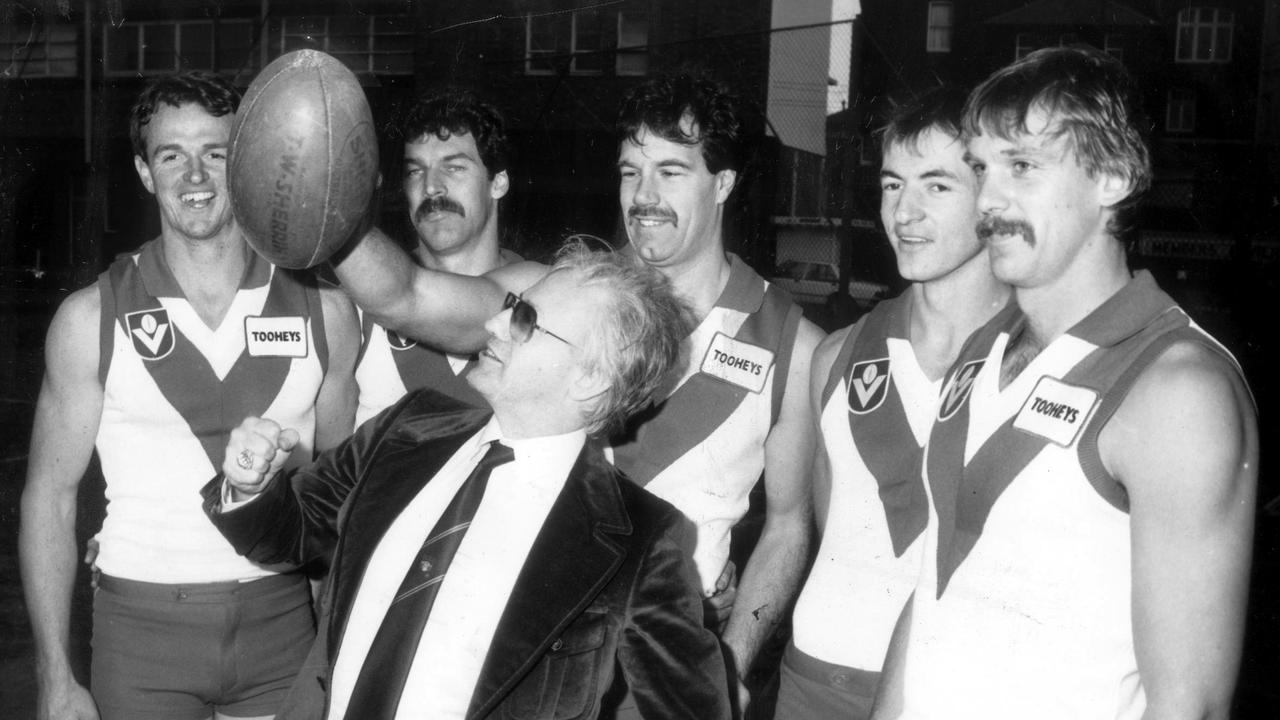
[387,327,418,351]
[125,308,175,360]
[938,359,984,421]
[847,358,891,414]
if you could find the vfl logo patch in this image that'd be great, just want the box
[387,328,417,351]
[1013,376,1098,447]
[245,316,308,358]
[846,358,891,414]
[938,359,984,421]
[700,332,774,394]
[126,308,174,360]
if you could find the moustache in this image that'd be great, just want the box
[415,196,466,222]
[628,205,678,226]
[976,216,1036,246]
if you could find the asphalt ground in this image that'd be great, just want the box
[1,288,1276,718]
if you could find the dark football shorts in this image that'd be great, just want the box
[772,640,877,720]
[91,572,315,720]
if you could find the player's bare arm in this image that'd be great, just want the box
[722,317,823,699]
[808,326,851,532]
[313,286,359,446]
[1102,341,1257,720]
[485,259,551,297]
[19,286,105,720]
[332,228,550,355]
[331,226,505,354]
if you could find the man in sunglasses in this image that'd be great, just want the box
[324,74,824,717]
[204,245,731,720]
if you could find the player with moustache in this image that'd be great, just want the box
[204,245,730,720]
[775,87,1008,720]
[323,75,823,719]
[354,88,525,424]
[602,74,824,718]
[20,71,358,720]
[871,47,1258,720]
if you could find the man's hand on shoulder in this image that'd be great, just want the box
[223,417,300,502]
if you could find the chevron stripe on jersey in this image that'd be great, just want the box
[99,239,326,470]
[358,310,487,416]
[610,254,802,487]
[352,249,525,425]
[926,271,1220,595]
[820,292,927,557]
[385,329,484,408]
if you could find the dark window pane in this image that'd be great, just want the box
[144,24,176,71]
[106,25,138,72]
[375,52,412,74]
[218,22,255,72]
[181,23,213,69]
[286,16,325,36]
[378,34,413,54]
[328,16,366,36]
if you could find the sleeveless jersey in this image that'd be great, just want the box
[352,248,521,425]
[609,254,803,592]
[883,271,1246,719]
[93,239,328,583]
[790,292,937,674]
[354,317,486,426]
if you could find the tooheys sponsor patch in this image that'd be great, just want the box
[1013,376,1098,447]
[245,316,308,358]
[126,308,175,360]
[700,332,774,394]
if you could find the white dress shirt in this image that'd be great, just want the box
[327,418,586,720]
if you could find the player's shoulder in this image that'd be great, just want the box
[42,283,104,373]
[1107,335,1254,469]
[789,314,825,359]
[52,283,103,333]
[812,323,854,376]
[1130,336,1249,413]
[1104,334,1257,503]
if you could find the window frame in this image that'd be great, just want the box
[926,1,953,54]
[1104,33,1125,61]
[569,8,606,75]
[615,11,648,76]
[2,19,78,79]
[524,12,566,75]
[104,18,256,76]
[1166,88,1197,133]
[1175,7,1234,63]
[278,15,413,75]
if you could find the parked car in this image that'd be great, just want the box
[769,260,888,308]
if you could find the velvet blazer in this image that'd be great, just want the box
[202,390,730,720]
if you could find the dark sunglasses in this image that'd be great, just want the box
[503,292,574,347]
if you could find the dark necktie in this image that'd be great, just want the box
[344,440,515,719]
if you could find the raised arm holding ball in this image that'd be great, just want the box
[229,54,540,360]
